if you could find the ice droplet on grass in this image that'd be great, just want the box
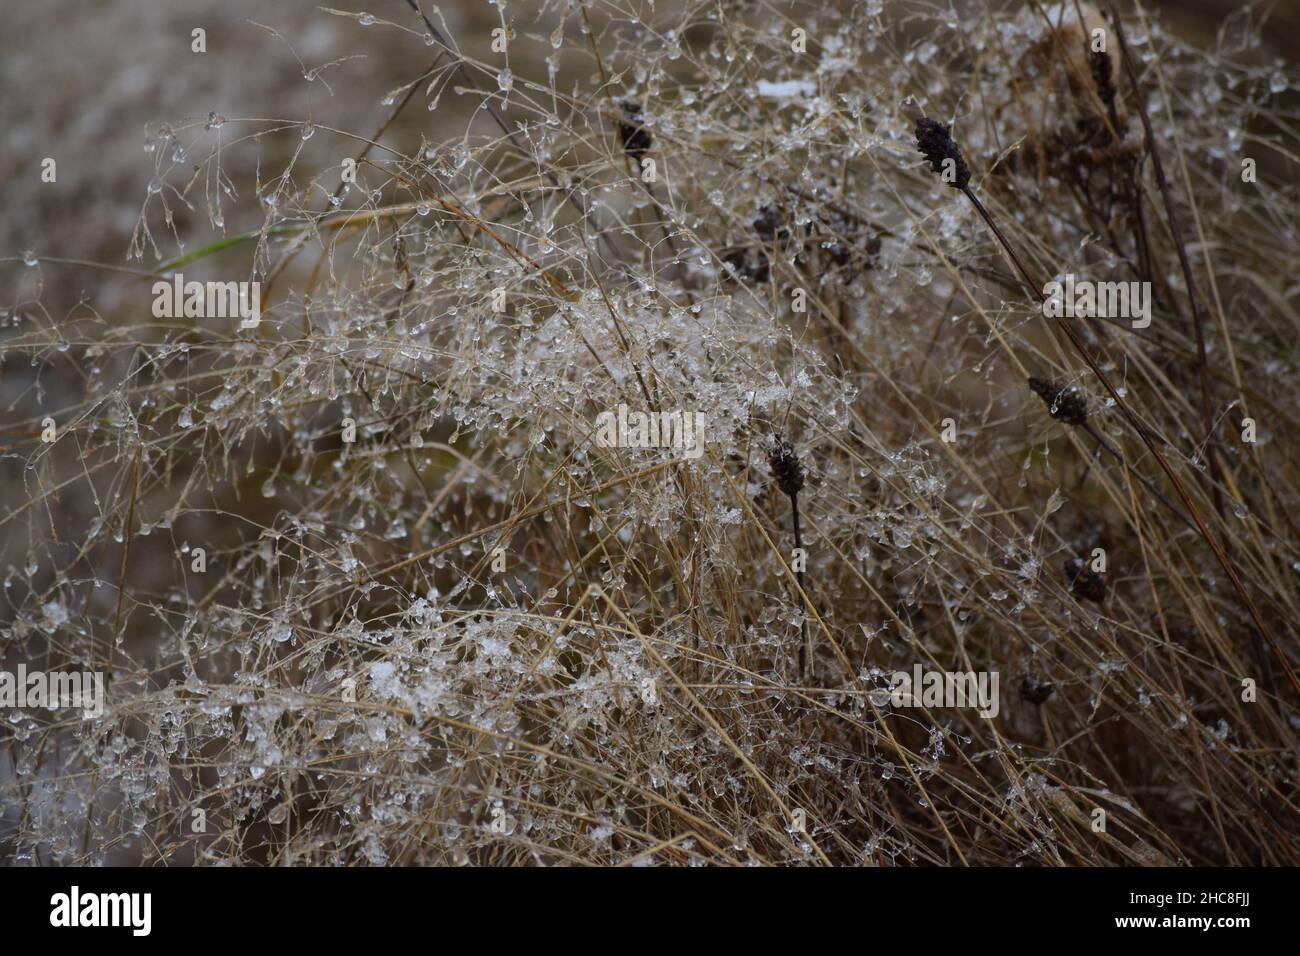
[42,600,68,628]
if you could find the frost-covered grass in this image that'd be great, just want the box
[2,0,1299,865]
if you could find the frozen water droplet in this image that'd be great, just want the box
[1270,71,1287,94]
[301,122,315,140]
[21,250,38,267]
[497,69,514,93]
[358,12,375,25]
[206,111,225,130]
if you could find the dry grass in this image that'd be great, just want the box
[1,0,1298,866]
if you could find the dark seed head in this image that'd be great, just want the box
[1028,376,1088,427]
[1089,48,1117,108]
[1064,558,1107,603]
[768,436,805,499]
[1019,675,1056,705]
[617,100,652,159]
[914,116,971,189]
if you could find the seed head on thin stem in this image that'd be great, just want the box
[768,435,809,678]
[914,116,971,190]
[1028,376,1088,427]
[1089,48,1117,109]
[768,436,805,499]
[617,100,652,159]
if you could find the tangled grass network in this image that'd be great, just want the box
[2,0,1299,866]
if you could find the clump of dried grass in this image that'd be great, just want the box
[2,0,1298,866]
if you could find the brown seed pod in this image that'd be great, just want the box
[1028,376,1088,427]
[1064,558,1107,603]
[1019,675,1056,704]
[914,116,971,189]
[1090,47,1117,109]
[768,436,805,499]
[616,100,652,159]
